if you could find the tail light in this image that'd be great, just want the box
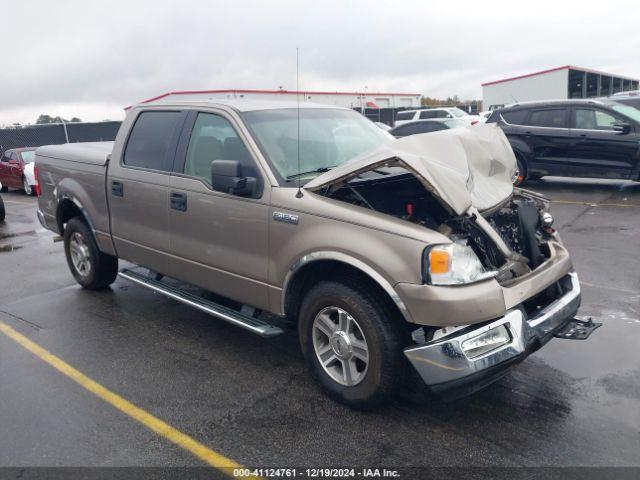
[471,120,479,125]
[34,165,41,196]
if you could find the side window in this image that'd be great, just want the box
[500,109,528,125]
[526,109,568,128]
[395,111,415,121]
[415,122,444,133]
[435,111,450,118]
[184,113,257,185]
[574,109,618,130]
[123,111,182,171]
[404,123,426,135]
[419,110,436,119]
[392,125,411,136]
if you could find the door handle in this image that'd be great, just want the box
[111,181,124,197]
[170,191,187,212]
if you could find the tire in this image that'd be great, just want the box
[0,197,5,222]
[63,217,118,289]
[514,154,527,186]
[0,185,7,193]
[299,280,407,409]
[23,176,34,196]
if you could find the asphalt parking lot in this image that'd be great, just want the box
[1,178,639,474]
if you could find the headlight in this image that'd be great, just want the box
[424,240,498,285]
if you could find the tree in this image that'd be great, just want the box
[36,114,82,124]
[36,114,54,124]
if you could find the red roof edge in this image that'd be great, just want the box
[125,88,422,110]
[481,66,571,87]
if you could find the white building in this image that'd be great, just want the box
[482,65,639,110]
[127,89,422,110]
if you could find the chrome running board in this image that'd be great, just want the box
[118,268,284,338]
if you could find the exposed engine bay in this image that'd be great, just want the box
[319,167,556,283]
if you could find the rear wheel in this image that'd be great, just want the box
[0,185,7,193]
[299,281,407,409]
[23,176,33,196]
[0,196,5,222]
[64,217,118,289]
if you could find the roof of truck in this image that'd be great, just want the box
[133,98,349,112]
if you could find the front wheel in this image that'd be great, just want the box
[513,155,526,186]
[0,197,5,222]
[63,217,118,289]
[299,281,407,409]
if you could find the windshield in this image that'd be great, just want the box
[612,104,640,123]
[449,108,469,118]
[242,108,392,183]
[21,150,35,163]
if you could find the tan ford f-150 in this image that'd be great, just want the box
[35,100,593,408]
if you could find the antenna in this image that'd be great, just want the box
[295,47,303,198]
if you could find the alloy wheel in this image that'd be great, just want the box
[69,232,92,277]
[312,306,370,386]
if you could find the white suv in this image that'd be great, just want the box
[394,107,480,126]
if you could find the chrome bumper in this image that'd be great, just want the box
[404,272,581,389]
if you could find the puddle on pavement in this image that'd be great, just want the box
[0,230,36,240]
[0,244,23,253]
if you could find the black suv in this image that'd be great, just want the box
[486,99,640,183]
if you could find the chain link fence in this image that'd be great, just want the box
[0,121,121,154]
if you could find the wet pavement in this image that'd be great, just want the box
[0,178,639,469]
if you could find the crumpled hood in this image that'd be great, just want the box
[304,123,517,216]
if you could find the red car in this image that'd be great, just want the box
[0,147,37,195]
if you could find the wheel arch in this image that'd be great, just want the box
[56,195,95,235]
[281,252,413,324]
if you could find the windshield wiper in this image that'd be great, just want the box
[286,166,334,181]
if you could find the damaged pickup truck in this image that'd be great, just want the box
[35,100,591,407]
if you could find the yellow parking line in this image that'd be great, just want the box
[0,320,247,476]
[550,200,639,208]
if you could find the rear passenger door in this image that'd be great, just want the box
[568,106,637,178]
[521,107,572,175]
[107,109,186,274]
[167,110,271,311]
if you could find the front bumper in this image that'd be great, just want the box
[404,272,581,396]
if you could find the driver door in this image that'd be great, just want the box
[168,110,271,311]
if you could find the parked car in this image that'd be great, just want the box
[394,107,480,126]
[389,119,469,137]
[35,100,588,407]
[486,99,640,184]
[608,90,640,110]
[0,147,38,195]
[0,181,5,222]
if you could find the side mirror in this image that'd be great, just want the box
[211,160,257,197]
[613,122,631,135]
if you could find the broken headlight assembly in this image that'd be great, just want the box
[424,240,498,286]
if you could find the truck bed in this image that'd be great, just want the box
[37,142,113,165]
[36,142,114,243]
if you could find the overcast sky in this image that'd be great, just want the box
[2,0,639,125]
